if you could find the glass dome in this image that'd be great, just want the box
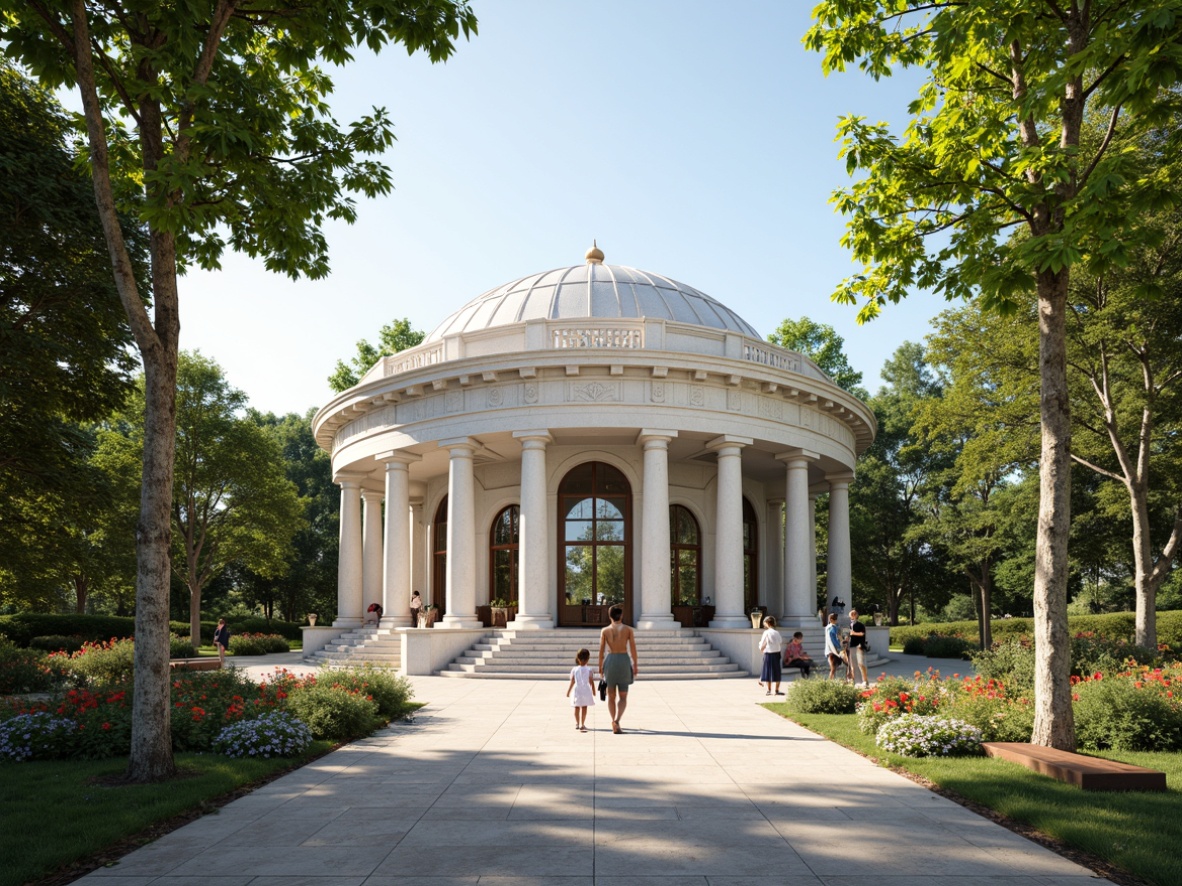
[425,260,760,342]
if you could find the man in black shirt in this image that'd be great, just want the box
[848,609,869,687]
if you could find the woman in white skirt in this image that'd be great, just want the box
[758,616,784,696]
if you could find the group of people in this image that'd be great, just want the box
[757,608,870,693]
[365,591,425,626]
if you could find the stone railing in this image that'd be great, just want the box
[551,325,643,350]
[367,318,828,384]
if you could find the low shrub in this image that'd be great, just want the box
[228,633,290,656]
[875,714,983,757]
[0,712,76,762]
[902,636,927,655]
[0,635,70,694]
[1073,675,1182,752]
[212,712,313,758]
[283,681,381,741]
[28,635,87,654]
[856,676,944,735]
[0,614,138,647]
[320,666,414,720]
[1070,632,1159,678]
[784,678,862,714]
[970,638,1037,694]
[169,669,278,752]
[169,636,198,659]
[54,638,135,685]
[943,691,1034,742]
[924,636,974,659]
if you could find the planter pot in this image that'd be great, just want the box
[874,613,883,626]
[417,610,439,628]
[750,612,764,630]
[307,614,317,626]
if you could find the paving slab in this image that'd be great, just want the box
[68,653,1113,886]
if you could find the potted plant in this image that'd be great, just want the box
[418,605,439,628]
[490,597,517,627]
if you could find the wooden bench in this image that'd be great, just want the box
[982,742,1166,792]
[169,658,222,672]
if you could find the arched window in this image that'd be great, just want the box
[670,505,701,606]
[558,462,631,626]
[743,497,759,612]
[431,496,448,616]
[489,505,520,604]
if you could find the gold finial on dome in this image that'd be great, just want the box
[585,240,604,264]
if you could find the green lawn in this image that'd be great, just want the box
[773,706,1182,886]
[0,746,331,886]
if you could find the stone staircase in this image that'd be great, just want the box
[304,625,401,669]
[438,628,741,679]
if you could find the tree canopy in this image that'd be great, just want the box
[806,0,1182,750]
[0,0,476,781]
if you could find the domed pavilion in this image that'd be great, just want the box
[311,246,876,669]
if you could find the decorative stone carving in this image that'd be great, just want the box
[567,381,621,402]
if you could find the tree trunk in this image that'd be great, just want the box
[74,575,88,614]
[1031,276,1076,750]
[980,565,993,650]
[189,577,203,649]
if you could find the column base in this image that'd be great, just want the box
[709,616,753,629]
[333,617,363,627]
[382,616,413,628]
[506,614,555,629]
[636,615,679,630]
[438,615,484,629]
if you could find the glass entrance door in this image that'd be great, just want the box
[557,462,631,626]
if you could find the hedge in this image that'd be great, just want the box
[0,613,304,647]
[889,610,1182,651]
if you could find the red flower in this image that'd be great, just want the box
[102,722,111,731]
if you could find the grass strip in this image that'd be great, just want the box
[772,706,1182,886]
[0,743,331,886]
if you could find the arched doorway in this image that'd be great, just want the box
[743,497,759,613]
[431,496,448,617]
[489,504,520,605]
[557,461,631,626]
[670,505,701,605]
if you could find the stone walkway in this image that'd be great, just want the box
[73,655,1107,885]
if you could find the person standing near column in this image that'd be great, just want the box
[598,605,638,734]
[758,616,784,696]
[409,590,423,625]
[848,609,870,687]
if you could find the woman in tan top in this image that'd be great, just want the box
[598,606,638,734]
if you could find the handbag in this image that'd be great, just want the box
[598,679,607,701]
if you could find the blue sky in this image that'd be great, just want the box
[180,1,942,416]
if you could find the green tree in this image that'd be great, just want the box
[0,63,140,599]
[100,354,305,646]
[1,0,475,781]
[849,343,954,624]
[237,409,339,623]
[329,317,425,392]
[768,317,866,396]
[806,0,1182,749]
[916,307,1042,647]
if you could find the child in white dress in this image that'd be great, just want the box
[566,648,596,731]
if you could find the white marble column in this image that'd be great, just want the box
[361,489,384,623]
[440,438,481,628]
[827,472,854,616]
[709,435,752,628]
[767,499,785,619]
[335,476,365,626]
[638,430,678,630]
[410,499,426,604]
[380,453,419,626]
[511,431,554,629]
[777,449,818,627]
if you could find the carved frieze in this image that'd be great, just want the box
[567,381,621,402]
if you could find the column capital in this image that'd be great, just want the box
[706,434,752,452]
[826,471,856,488]
[512,429,553,445]
[333,471,369,488]
[775,448,819,466]
[376,450,422,466]
[361,488,384,502]
[637,428,679,446]
[439,436,481,455]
